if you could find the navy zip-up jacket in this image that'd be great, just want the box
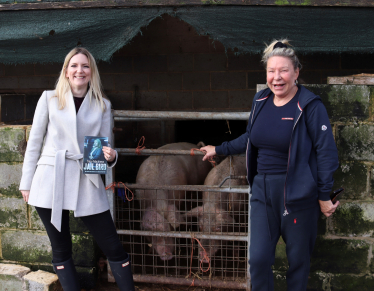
[216,85,339,215]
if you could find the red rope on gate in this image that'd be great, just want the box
[189,236,211,287]
[135,136,146,155]
[190,148,199,156]
[105,182,134,201]
[190,148,216,167]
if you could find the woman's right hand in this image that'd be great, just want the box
[200,145,216,161]
[21,190,30,202]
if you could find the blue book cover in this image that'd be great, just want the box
[83,136,108,174]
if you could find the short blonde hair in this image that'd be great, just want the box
[262,39,302,71]
[54,47,106,111]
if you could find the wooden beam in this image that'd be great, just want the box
[0,0,373,12]
[327,74,374,85]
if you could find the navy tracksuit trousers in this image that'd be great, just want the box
[249,174,320,291]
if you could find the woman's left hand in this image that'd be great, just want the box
[319,199,340,217]
[102,146,116,162]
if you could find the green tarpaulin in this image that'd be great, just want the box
[0,6,373,64]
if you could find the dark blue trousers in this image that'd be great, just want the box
[249,174,319,291]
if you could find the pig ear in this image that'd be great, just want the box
[184,206,203,217]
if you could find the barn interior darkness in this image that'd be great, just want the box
[1,13,374,184]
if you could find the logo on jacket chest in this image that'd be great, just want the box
[281,117,294,120]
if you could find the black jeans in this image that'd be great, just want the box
[35,207,127,263]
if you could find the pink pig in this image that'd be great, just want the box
[184,156,248,263]
[136,142,212,260]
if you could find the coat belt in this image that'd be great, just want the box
[39,147,100,232]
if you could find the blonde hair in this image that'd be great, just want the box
[262,39,302,71]
[54,47,106,111]
[93,138,102,149]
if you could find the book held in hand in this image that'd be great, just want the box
[83,136,108,174]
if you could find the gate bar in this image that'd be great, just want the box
[133,275,247,289]
[219,175,247,187]
[114,110,250,120]
[117,148,204,156]
[117,183,249,193]
[116,148,245,157]
[117,230,248,241]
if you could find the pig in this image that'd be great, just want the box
[136,142,212,260]
[184,156,248,263]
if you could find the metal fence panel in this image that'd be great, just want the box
[109,110,251,290]
[115,185,249,289]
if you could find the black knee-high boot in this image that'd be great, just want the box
[52,257,80,291]
[108,255,135,291]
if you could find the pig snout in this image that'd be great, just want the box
[155,238,175,261]
[159,251,174,261]
[142,208,176,260]
[149,236,175,261]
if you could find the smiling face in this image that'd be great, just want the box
[266,56,299,100]
[65,53,91,93]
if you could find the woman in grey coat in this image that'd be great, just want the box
[19,47,135,291]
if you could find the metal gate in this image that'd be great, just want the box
[105,110,251,290]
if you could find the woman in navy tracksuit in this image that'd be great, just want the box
[201,40,339,290]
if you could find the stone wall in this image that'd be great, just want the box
[268,84,374,291]
[0,126,98,289]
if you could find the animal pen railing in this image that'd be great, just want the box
[105,110,251,290]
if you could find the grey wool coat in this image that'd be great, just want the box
[19,90,117,231]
